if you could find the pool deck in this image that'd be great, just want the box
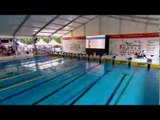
[49,53,160,69]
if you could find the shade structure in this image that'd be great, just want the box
[0,15,159,38]
[48,40,61,46]
[17,41,27,47]
[27,44,34,48]
[35,39,48,46]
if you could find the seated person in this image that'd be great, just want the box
[135,50,146,58]
[26,51,29,54]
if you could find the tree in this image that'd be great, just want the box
[17,35,61,45]
[37,36,49,43]
[18,38,34,44]
[51,36,61,43]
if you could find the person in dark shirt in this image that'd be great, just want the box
[135,50,146,58]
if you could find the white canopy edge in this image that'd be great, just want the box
[0,35,14,38]
[0,35,34,39]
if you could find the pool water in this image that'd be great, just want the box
[0,55,159,105]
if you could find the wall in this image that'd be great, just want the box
[85,17,100,36]
[62,36,86,53]
[63,32,72,37]
[72,26,85,36]
[62,16,159,62]
[109,33,159,58]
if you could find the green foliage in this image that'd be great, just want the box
[18,38,34,45]
[37,36,49,43]
[17,36,61,45]
[51,36,61,43]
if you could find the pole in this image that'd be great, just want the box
[13,37,17,60]
[158,16,160,105]
[33,37,37,56]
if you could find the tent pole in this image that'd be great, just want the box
[158,16,160,105]
[48,37,51,53]
[33,37,38,56]
[13,37,17,60]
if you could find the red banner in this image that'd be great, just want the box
[63,36,86,40]
[63,33,159,40]
[108,33,159,39]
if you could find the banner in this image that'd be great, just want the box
[62,36,86,53]
[109,37,159,59]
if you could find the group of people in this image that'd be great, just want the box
[0,42,15,56]
[135,50,146,58]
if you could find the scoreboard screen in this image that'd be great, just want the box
[86,35,105,49]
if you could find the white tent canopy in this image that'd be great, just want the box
[27,44,34,48]
[36,39,48,46]
[0,15,159,38]
[0,15,97,37]
[17,41,27,47]
[48,40,61,46]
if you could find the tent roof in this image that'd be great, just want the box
[17,41,27,46]
[36,39,48,46]
[0,15,97,38]
[48,40,61,46]
[0,15,159,38]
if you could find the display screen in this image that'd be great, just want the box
[86,35,105,49]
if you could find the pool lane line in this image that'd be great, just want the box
[0,63,87,103]
[105,73,128,105]
[0,59,76,82]
[0,64,79,93]
[0,57,60,74]
[70,70,111,105]
[0,59,81,90]
[0,57,70,79]
[0,60,85,89]
[2,57,57,70]
[63,64,121,105]
[0,58,68,81]
[0,54,44,64]
[0,56,58,74]
[0,57,34,65]
[0,59,60,77]
[114,65,139,105]
[32,63,101,105]
[0,54,51,65]
[0,56,53,70]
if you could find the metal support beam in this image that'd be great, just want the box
[144,16,149,33]
[39,29,71,34]
[82,16,92,20]
[12,37,17,57]
[21,25,71,32]
[125,15,158,21]
[158,16,160,105]
[49,15,82,37]
[63,16,98,36]
[130,16,136,22]
[119,18,122,34]
[13,15,31,36]
[84,24,86,36]
[21,25,42,29]
[99,16,102,34]
[50,23,76,28]
[33,15,59,36]
[33,37,38,55]
[58,17,83,24]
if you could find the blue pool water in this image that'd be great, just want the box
[0,55,159,105]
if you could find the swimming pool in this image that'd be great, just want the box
[0,55,159,105]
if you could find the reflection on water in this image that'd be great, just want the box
[21,59,64,71]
